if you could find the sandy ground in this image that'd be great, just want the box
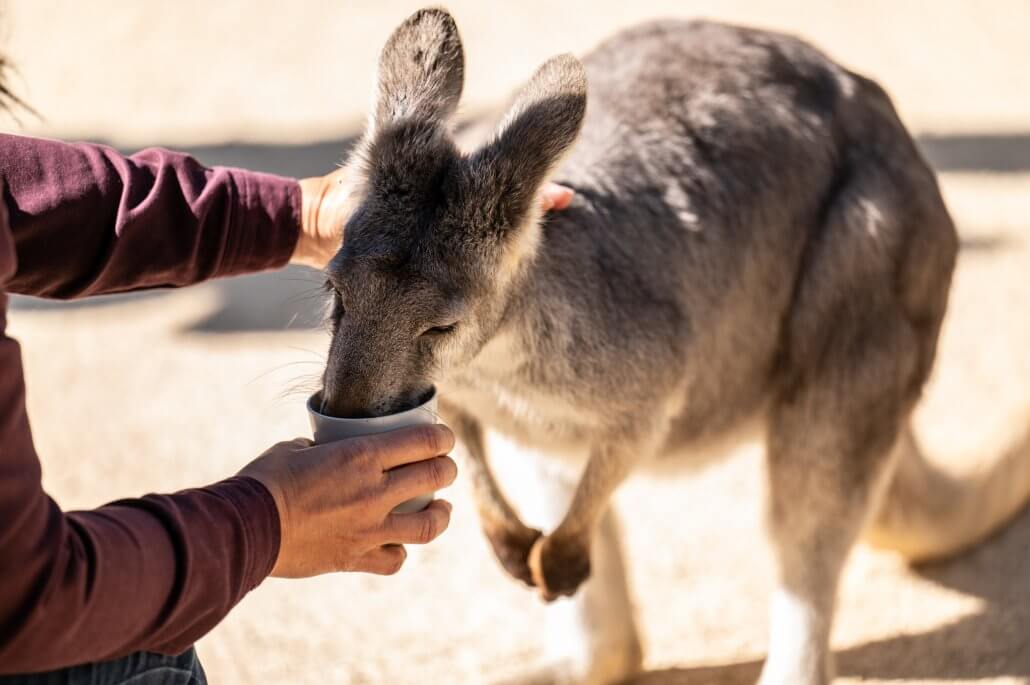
[4,1,1030,144]
[3,2,1030,684]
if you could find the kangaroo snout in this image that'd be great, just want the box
[321,363,431,418]
[321,338,432,418]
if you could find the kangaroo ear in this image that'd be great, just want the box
[472,54,587,225]
[371,8,464,131]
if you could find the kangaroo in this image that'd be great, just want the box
[317,8,1030,685]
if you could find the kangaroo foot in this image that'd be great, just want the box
[529,532,592,602]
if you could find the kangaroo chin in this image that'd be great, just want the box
[318,8,1028,685]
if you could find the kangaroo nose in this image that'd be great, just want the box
[322,392,379,419]
[321,373,383,419]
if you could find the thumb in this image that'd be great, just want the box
[541,183,574,211]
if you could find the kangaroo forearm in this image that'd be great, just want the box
[443,402,526,527]
[552,444,640,540]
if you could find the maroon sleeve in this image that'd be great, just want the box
[0,136,289,673]
[0,133,301,298]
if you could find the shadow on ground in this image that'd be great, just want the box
[626,507,1030,684]
[918,133,1030,173]
[10,132,1030,332]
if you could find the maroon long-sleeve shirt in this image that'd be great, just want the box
[0,133,300,673]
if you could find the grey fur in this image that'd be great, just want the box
[317,10,1026,685]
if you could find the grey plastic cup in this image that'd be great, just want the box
[306,389,439,514]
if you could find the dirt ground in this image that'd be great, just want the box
[3,2,1029,684]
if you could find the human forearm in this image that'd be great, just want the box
[0,478,279,674]
[0,134,300,298]
[0,288,280,672]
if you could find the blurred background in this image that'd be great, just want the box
[2,1,1029,683]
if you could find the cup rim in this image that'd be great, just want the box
[306,386,437,423]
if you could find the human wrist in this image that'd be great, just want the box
[292,176,327,268]
[209,475,284,587]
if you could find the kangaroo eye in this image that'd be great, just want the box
[422,323,457,337]
[325,284,346,333]
[331,290,345,317]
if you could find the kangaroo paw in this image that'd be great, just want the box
[485,522,543,587]
[528,533,591,602]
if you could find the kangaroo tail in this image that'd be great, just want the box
[864,424,1030,563]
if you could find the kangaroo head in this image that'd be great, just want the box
[319,8,586,418]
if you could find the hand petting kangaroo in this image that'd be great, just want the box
[316,9,1030,685]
